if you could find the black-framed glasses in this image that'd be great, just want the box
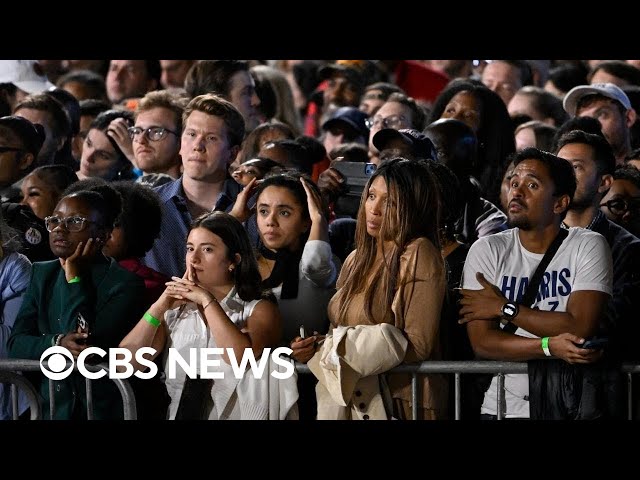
[364,114,407,130]
[44,215,98,233]
[600,197,640,216]
[0,146,25,154]
[128,126,178,142]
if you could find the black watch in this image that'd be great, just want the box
[501,302,519,321]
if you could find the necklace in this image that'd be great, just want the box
[562,210,603,231]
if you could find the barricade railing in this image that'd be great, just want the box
[296,361,640,420]
[0,359,137,420]
[3,359,638,420]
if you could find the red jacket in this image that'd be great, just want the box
[119,258,169,309]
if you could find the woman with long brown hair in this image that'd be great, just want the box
[296,157,448,419]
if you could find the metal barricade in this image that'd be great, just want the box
[0,359,137,420]
[297,361,640,420]
[4,358,639,420]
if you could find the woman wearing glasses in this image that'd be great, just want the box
[8,185,147,419]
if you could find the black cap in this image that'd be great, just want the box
[321,106,369,138]
[0,116,45,157]
[373,128,436,160]
[318,60,378,92]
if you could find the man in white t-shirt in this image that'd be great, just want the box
[460,147,613,419]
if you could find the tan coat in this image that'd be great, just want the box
[308,323,408,420]
[327,237,448,414]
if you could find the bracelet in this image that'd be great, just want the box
[202,297,217,311]
[143,311,161,328]
[541,337,551,357]
[68,276,81,284]
[52,333,64,347]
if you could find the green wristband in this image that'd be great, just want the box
[143,311,161,328]
[68,276,81,284]
[541,336,551,357]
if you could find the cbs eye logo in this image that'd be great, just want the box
[40,346,75,380]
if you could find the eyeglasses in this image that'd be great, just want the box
[365,114,407,130]
[128,126,178,142]
[0,146,25,154]
[44,215,98,233]
[600,197,640,216]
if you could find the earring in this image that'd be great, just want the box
[229,265,235,272]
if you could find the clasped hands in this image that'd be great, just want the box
[164,264,215,308]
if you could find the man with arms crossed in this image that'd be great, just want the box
[460,147,612,419]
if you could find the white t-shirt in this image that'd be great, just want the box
[462,227,612,418]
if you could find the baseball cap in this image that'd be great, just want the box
[373,128,436,160]
[563,82,632,116]
[321,106,369,138]
[319,60,377,91]
[0,116,46,156]
[0,60,55,94]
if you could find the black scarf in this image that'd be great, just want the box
[259,243,303,299]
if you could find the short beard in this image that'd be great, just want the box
[569,193,595,212]
[507,214,532,230]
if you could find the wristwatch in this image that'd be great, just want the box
[501,302,519,322]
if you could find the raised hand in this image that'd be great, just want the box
[155,268,189,311]
[107,117,137,167]
[60,238,103,282]
[165,273,214,308]
[229,176,259,222]
[317,166,346,204]
[301,177,325,222]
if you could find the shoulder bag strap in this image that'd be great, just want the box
[503,228,569,334]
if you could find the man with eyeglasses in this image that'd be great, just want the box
[317,93,425,216]
[600,164,640,238]
[366,93,426,166]
[556,131,640,390]
[0,116,42,201]
[130,90,187,180]
[0,115,55,262]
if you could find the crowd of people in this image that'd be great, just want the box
[1,59,639,420]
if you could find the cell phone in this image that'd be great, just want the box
[332,161,377,190]
[579,336,608,350]
[332,161,377,218]
[76,312,89,345]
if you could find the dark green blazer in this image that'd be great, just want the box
[8,256,146,419]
